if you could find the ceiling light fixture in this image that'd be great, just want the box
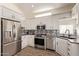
[34,7,53,13]
[35,12,52,18]
[32,5,34,7]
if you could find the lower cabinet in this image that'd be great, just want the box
[56,38,68,56]
[68,41,79,56]
[21,35,35,49]
[21,35,29,49]
[28,35,35,47]
[56,38,79,56]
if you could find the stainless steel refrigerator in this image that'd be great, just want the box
[1,18,21,56]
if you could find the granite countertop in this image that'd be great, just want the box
[57,36,79,44]
[68,39,79,44]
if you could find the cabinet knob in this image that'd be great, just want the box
[12,15,15,19]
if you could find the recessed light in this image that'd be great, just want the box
[32,5,34,7]
[35,12,52,18]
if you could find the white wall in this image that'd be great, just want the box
[21,12,71,30]
[21,16,54,30]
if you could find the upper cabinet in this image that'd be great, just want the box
[0,6,24,21]
[2,7,15,19]
[0,6,3,17]
[72,4,78,17]
[72,4,79,25]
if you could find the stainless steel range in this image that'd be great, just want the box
[34,25,46,49]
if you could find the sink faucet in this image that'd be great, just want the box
[65,29,70,37]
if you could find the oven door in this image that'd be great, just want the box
[35,38,44,46]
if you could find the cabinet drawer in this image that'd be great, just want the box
[22,42,28,49]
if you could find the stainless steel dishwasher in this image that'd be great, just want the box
[46,30,57,50]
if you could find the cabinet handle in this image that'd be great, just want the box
[68,48,70,51]
[68,53,70,56]
[12,15,15,19]
[68,43,70,45]
[57,42,58,45]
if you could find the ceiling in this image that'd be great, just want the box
[15,3,75,19]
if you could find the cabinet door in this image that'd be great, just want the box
[57,38,63,55]
[56,38,68,56]
[2,7,15,20]
[0,7,3,17]
[56,38,58,52]
[70,43,79,56]
[28,35,34,47]
[72,4,79,24]
[60,39,68,56]
[21,36,29,49]
[2,7,10,19]
[56,38,60,54]
[72,5,77,17]
[53,38,56,50]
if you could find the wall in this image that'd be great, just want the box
[21,16,54,30]
[21,12,72,30]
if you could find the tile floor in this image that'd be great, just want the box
[15,47,60,56]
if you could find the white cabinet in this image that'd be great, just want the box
[53,38,56,50]
[0,7,3,17]
[0,6,23,21]
[56,38,61,55]
[56,38,79,56]
[56,38,68,56]
[60,39,68,56]
[21,35,29,49]
[28,35,35,47]
[72,4,79,25]
[2,7,15,19]
[72,4,78,17]
[68,41,79,56]
[21,35,35,49]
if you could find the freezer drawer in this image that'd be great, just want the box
[3,41,17,56]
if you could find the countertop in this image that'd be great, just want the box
[57,36,79,44]
[68,39,79,44]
